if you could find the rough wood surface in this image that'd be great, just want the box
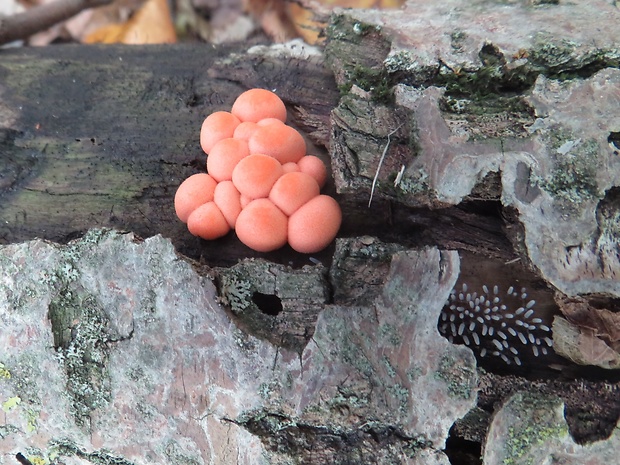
[0,41,341,266]
[2,0,620,463]
[325,1,620,297]
[0,41,522,270]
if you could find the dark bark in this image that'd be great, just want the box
[0,42,513,268]
[0,43,341,266]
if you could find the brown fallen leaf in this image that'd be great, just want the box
[85,0,176,44]
[557,293,620,343]
[244,0,298,42]
[552,316,620,369]
[553,293,620,369]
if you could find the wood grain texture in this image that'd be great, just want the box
[0,43,340,266]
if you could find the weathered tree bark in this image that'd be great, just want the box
[2,1,620,462]
[0,41,512,266]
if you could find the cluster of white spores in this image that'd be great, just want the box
[439,283,553,366]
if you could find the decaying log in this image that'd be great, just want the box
[2,0,620,463]
[0,41,341,267]
[0,41,516,268]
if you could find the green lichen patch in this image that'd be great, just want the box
[436,352,477,400]
[500,392,569,465]
[325,14,394,103]
[14,450,47,465]
[338,330,377,382]
[326,384,371,414]
[534,130,602,207]
[394,168,431,198]
[216,259,329,353]
[218,271,253,314]
[48,438,135,465]
[529,33,620,79]
[1,355,43,427]
[48,285,112,427]
[0,423,20,440]
[436,61,537,100]
[0,362,11,379]
[341,64,394,103]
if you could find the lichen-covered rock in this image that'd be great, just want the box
[0,230,475,464]
[483,391,620,465]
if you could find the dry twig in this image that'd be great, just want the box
[368,124,403,208]
[0,0,112,45]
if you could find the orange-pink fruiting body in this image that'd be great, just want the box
[235,198,288,252]
[248,122,306,164]
[288,195,341,253]
[187,201,230,240]
[174,173,218,223]
[231,89,287,123]
[206,138,250,182]
[200,111,240,154]
[232,153,284,199]
[213,181,242,228]
[232,121,259,142]
[269,171,320,217]
[297,155,328,189]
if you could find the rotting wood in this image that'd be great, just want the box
[1,16,619,454]
[0,42,514,268]
[0,43,341,267]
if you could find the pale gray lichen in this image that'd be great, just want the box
[395,168,430,197]
[379,323,403,346]
[535,134,602,206]
[436,353,477,400]
[327,386,370,412]
[258,381,278,400]
[163,439,202,465]
[382,355,397,378]
[527,125,603,211]
[218,274,253,314]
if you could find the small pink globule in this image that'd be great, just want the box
[213,180,242,228]
[232,153,284,199]
[297,155,328,189]
[231,89,287,123]
[288,195,342,253]
[187,201,231,240]
[235,198,288,252]
[200,111,240,154]
[269,172,320,217]
[174,173,218,223]
[248,122,306,164]
[206,138,250,182]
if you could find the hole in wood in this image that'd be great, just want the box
[251,291,283,316]
[608,131,620,153]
